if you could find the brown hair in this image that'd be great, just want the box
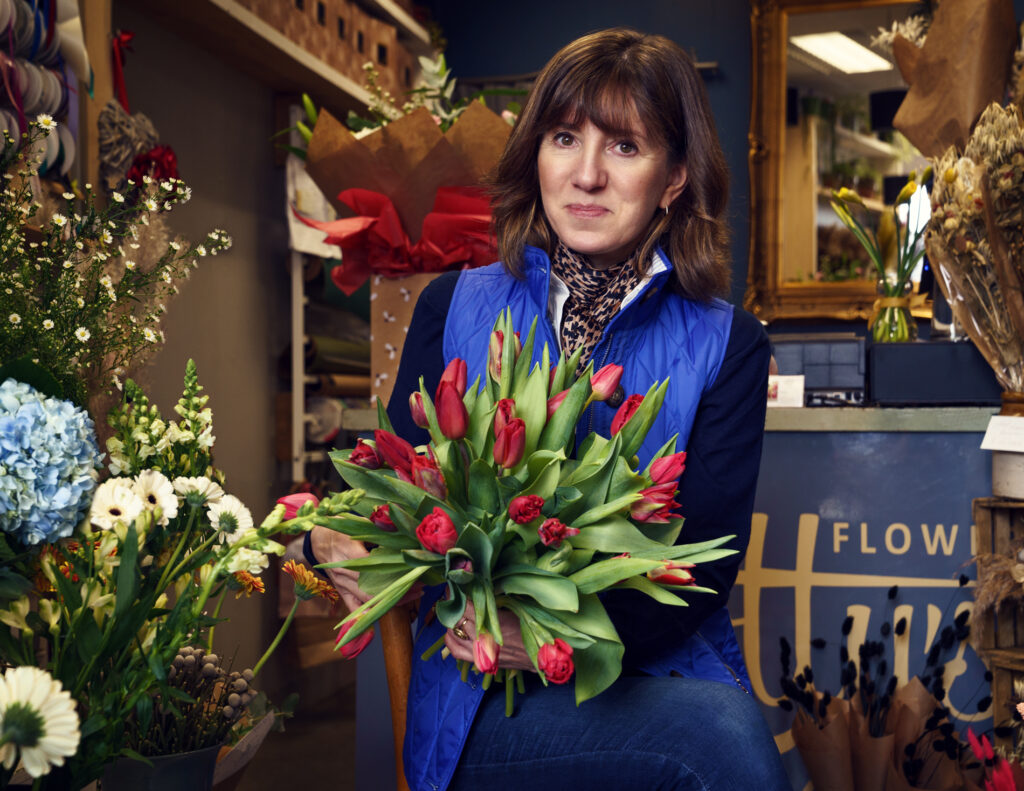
[490,28,730,302]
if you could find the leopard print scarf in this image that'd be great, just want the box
[550,242,646,374]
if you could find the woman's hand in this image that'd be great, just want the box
[443,602,535,672]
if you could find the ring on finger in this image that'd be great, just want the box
[452,618,469,641]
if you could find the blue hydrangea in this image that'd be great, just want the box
[0,378,101,546]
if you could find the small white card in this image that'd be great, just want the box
[767,375,804,408]
[981,415,1024,452]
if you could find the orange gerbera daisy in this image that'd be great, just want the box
[232,571,266,598]
[282,559,340,603]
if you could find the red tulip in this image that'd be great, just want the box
[538,517,580,548]
[276,492,318,520]
[487,330,521,380]
[436,380,469,440]
[493,417,526,469]
[494,398,516,436]
[336,619,375,659]
[374,430,416,481]
[508,495,544,524]
[546,389,569,419]
[649,452,687,484]
[611,394,644,435]
[590,364,623,401]
[412,455,447,500]
[630,481,680,523]
[537,638,574,684]
[473,631,500,674]
[349,439,382,469]
[437,358,467,399]
[415,507,458,555]
[647,559,696,586]
[370,504,397,531]
[409,392,429,429]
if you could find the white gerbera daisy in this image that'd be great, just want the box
[8,313,19,325]
[74,327,90,342]
[209,495,254,543]
[132,470,178,525]
[225,547,269,575]
[90,479,144,530]
[35,114,56,131]
[0,666,80,778]
[172,476,224,505]
[51,213,67,228]
[42,319,53,330]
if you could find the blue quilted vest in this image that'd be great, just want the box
[403,246,748,791]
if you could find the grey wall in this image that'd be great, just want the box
[430,0,753,306]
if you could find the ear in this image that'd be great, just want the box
[661,164,688,209]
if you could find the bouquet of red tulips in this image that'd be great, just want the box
[319,310,735,707]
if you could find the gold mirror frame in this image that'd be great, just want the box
[745,0,912,322]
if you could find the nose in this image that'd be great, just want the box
[571,141,606,192]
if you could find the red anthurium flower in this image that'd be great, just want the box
[611,394,644,435]
[538,517,580,548]
[590,363,623,401]
[415,507,458,555]
[409,392,429,429]
[546,389,569,419]
[349,439,382,469]
[412,455,448,500]
[436,381,469,440]
[494,398,516,436]
[336,619,375,659]
[374,430,416,481]
[493,417,526,469]
[649,452,687,484]
[370,504,397,532]
[508,495,544,524]
[647,559,696,586]
[276,492,318,520]
[630,481,680,523]
[437,358,468,399]
[537,638,574,684]
[473,631,500,674]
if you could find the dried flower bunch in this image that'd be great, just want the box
[927,103,1024,392]
[0,116,232,408]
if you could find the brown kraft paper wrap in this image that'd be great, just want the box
[791,697,855,791]
[848,705,893,791]
[893,0,1018,158]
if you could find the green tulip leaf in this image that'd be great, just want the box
[511,316,539,395]
[617,380,668,459]
[613,575,691,606]
[336,566,430,644]
[468,459,500,513]
[568,556,664,594]
[436,583,467,628]
[456,523,494,575]
[636,517,684,546]
[498,572,579,612]
[573,635,624,706]
[537,363,592,453]
[571,516,669,554]
[401,549,447,566]
[571,492,641,527]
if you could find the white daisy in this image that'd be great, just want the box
[111,191,124,203]
[169,241,180,252]
[131,470,178,525]
[124,260,136,270]
[8,313,20,325]
[143,327,157,343]
[62,260,72,269]
[89,479,144,530]
[144,199,157,212]
[225,547,269,575]
[196,245,207,257]
[209,495,254,543]
[61,192,74,200]
[0,666,80,778]
[75,298,84,308]
[172,476,224,504]
[74,327,90,342]
[51,213,67,228]
[35,114,56,131]
[41,319,53,330]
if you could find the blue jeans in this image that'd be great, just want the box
[449,675,791,791]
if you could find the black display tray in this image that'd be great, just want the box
[867,340,1002,406]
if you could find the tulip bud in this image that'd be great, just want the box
[647,559,696,586]
[349,439,382,470]
[546,389,569,419]
[508,494,544,524]
[537,638,574,684]
[630,481,680,523]
[649,452,687,485]
[412,455,448,500]
[415,507,458,554]
[336,619,375,659]
[409,392,429,429]
[370,504,397,531]
[437,358,468,399]
[436,381,469,440]
[473,631,500,675]
[493,417,526,469]
[610,394,644,435]
[374,430,416,481]
[276,492,319,520]
[538,517,580,548]
[590,363,623,401]
[493,398,516,436]
[488,330,504,381]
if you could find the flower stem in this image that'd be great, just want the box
[420,632,446,662]
[156,505,199,593]
[505,670,515,717]
[253,600,299,677]
[206,589,227,650]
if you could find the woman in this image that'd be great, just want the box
[311,28,789,791]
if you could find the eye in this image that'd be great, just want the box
[615,140,638,155]
[551,131,576,147]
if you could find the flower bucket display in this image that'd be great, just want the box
[100,744,221,791]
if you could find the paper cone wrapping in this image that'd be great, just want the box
[792,697,855,791]
[370,272,442,408]
[849,706,893,791]
[884,678,964,791]
[893,0,1018,157]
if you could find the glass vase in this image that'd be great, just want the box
[871,279,917,343]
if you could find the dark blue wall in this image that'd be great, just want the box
[430,0,753,306]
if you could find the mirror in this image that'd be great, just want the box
[746,0,929,322]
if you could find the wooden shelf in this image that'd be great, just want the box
[834,125,899,162]
[351,0,432,53]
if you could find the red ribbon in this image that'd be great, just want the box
[293,186,497,295]
[111,30,134,112]
[0,53,25,135]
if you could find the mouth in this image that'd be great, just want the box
[566,204,609,218]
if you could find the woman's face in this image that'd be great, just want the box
[537,119,687,269]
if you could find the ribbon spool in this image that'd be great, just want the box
[0,0,14,34]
